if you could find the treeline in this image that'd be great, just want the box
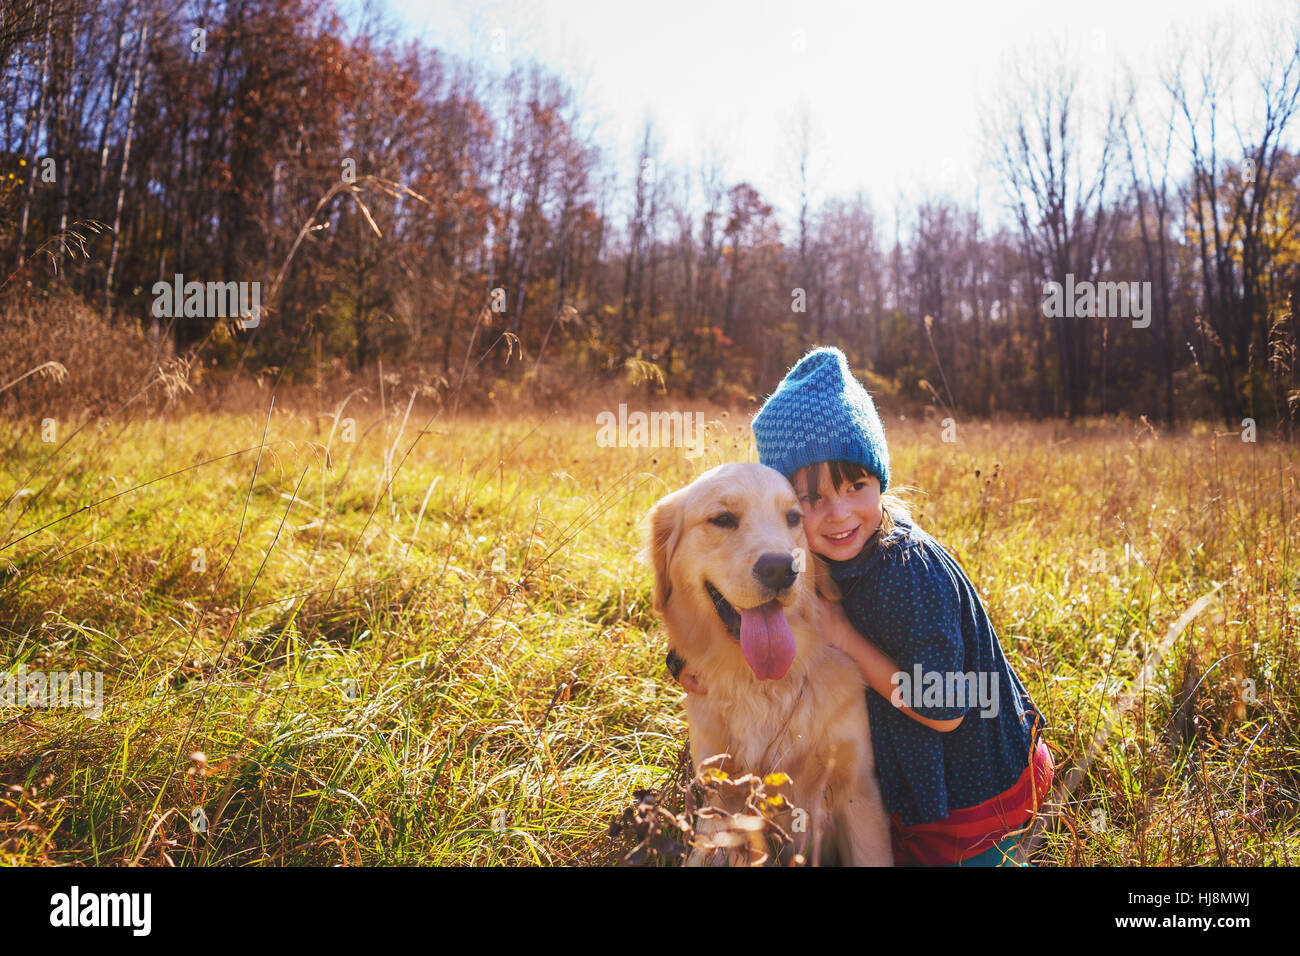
[1,0,1298,428]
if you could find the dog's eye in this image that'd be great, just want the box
[709,512,738,529]
[786,510,802,527]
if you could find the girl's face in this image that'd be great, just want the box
[792,463,883,562]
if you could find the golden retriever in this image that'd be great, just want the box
[644,462,892,866]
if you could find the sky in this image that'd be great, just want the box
[378,0,1282,232]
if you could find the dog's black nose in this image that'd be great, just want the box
[752,553,797,592]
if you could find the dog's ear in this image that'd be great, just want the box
[641,490,683,613]
[811,553,841,601]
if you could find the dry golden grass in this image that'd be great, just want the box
[0,351,1296,865]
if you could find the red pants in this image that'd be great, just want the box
[891,738,1055,866]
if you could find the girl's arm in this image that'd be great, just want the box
[819,597,964,733]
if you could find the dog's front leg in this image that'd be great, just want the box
[684,728,753,866]
[840,744,893,866]
[686,808,742,866]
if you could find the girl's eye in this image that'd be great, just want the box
[786,510,802,527]
[709,512,739,529]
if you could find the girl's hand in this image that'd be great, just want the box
[667,649,706,695]
[680,671,707,695]
[818,595,853,653]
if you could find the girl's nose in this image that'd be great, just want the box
[824,493,849,519]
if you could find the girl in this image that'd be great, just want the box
[669,346,1054,866]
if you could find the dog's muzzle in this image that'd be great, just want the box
[704,552,800,640]
[704,564,800,681]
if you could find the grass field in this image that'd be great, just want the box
[1,398,1297,865]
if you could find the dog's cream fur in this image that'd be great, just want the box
[645,462,892,866]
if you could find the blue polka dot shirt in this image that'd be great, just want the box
[823,511,1047,827]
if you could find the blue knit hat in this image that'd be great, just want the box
[751,346,890,492]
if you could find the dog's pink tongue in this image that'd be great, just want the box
[738,601,796,680]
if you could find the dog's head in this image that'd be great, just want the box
[642,462,838,681]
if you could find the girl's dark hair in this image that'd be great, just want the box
[795,460,913,548]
